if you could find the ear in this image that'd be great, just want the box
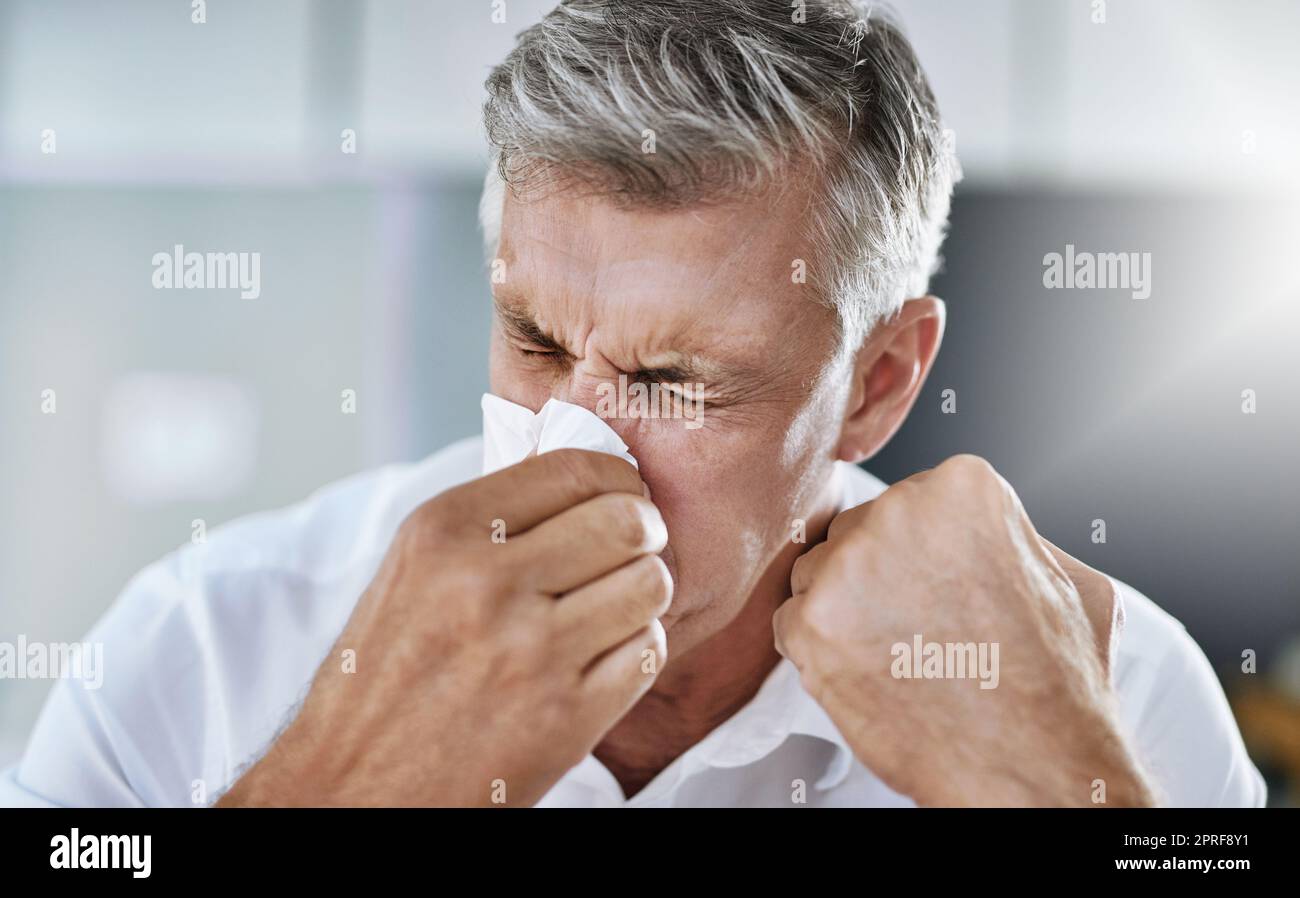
[835,296,946,464]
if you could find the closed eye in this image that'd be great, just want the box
[512,342,569,362]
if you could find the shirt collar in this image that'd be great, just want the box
[557,654,857,805]
[694,656,856,791]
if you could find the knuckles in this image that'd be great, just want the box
[929,453,1007,501]
[638,623,669,676]
[799,455,1017,606]
[798,582,849,646]
[399,495,466,547]
[604,556,672,633]
[604,494,654,551]
[633,554,674,616]
[591,493,665,555]
[867,452,1011,524]
[936,452,999,480]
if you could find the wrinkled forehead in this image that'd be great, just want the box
[495,185,831,352]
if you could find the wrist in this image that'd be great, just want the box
[911,713,1158,807]
[213,710,339,807]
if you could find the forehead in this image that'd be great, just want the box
[495,184,825,345]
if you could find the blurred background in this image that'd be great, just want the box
[1,0,1297,803]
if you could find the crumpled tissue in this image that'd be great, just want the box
[481,393,639,476]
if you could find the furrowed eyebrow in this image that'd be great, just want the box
[637,350,761,386]
[493,296,749,385]
[494,299,568,353]
[636,364,708,384]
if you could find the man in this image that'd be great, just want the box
[1,0,1264,807]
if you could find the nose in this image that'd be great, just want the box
[548,370,642,446]
[546,358,614,415]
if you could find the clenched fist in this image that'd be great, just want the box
[773,454,1155,807]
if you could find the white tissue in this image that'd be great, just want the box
[481,393,639,475]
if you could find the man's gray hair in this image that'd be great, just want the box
[480,0,960,351]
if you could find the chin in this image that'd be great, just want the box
[655,603,703,661]
[657,590,742,658]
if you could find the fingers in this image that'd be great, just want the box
[580,619,667,722]
[511,492,668,594]
[772,595,804,661]
[790,541,830,595]
[826,500,872,542]
[555,554,673,663]
[444,448,646,537]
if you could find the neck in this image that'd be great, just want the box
[594,468,843,799]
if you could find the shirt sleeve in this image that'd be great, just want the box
[0,554,201,808]
[0,676,147,807]
[1114,582,1267,808]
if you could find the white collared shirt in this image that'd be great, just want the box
[0,436,1266,807]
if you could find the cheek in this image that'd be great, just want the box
[487,341,554,411]
[628,380,838,504]
[627,411,831,579]
[486,338,512,396]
